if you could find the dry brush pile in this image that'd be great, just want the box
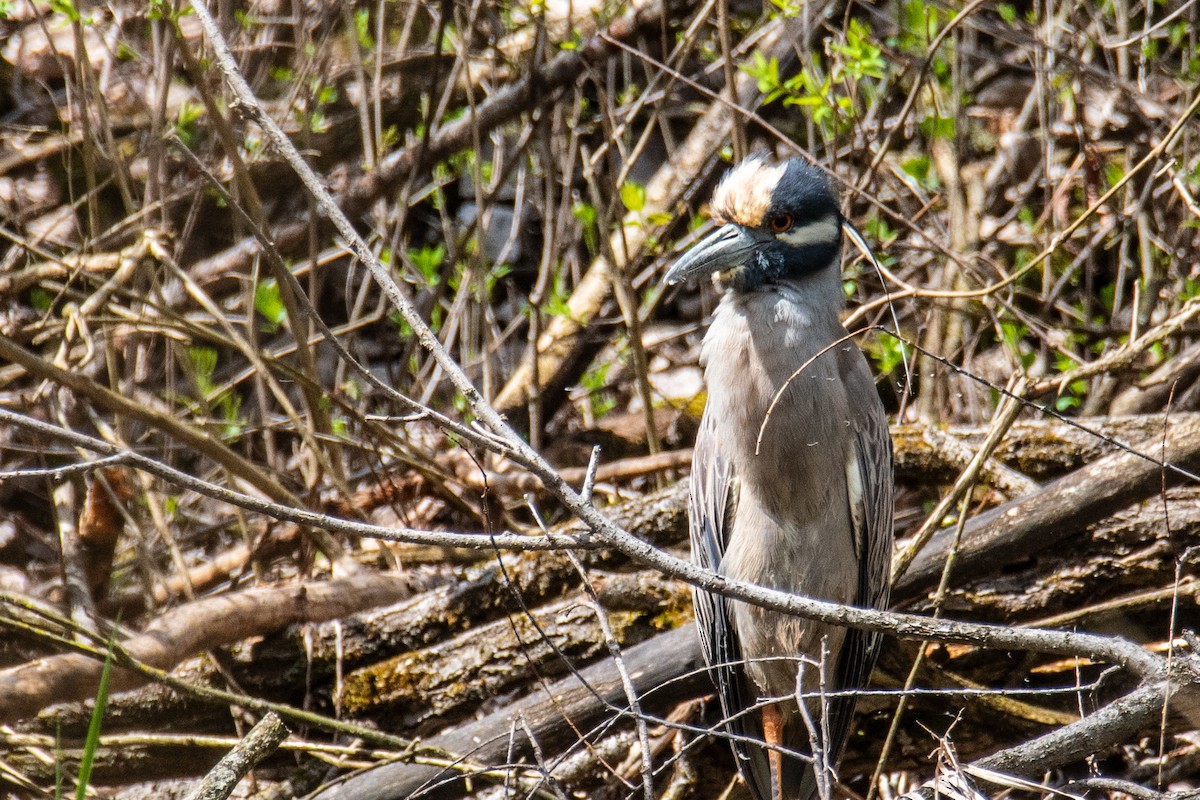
[1,0,1200,798]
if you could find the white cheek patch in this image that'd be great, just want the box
[778,215,840,249]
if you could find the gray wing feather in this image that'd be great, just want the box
[824,406,894,767]
[689,413,774,797]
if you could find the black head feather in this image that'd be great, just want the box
[666,156,846,292]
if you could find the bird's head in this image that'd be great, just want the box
[664,156,843,293]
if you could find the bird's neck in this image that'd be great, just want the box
[721,263,846,322]
[703,265,849,402]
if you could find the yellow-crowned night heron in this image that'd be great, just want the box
[665,156,893,800]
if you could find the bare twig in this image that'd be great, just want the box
[183,712,289,800]
[0,407,1170,685]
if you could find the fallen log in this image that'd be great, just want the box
[339,571,688,730]
[310,624,708,800]
[901,414,1200,599]
[0,572,442,724]
[891,413,1190,481]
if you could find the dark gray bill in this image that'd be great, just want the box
[664,224,771,286]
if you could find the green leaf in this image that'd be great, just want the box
[740,52,782,100]
[998,3,1017,23]
[902,0,934,50]
[408,244,446,285]
[766,0,803,17]
[390,310,413,338]
[354,7,373,49]
[919,114,955,140]
[869,335,909,377]
[572,200,597,227]
[620,180,646,213]
[484,263,512,297]
[186,346,218,394]
[573,201,599,254]
[254,278,287,329]
[1105,162,1125,188]
[999,320,1036,369]
[174,101,205,149]
[1055,395,1081,412]
[29,287,53,312]
[543,267,571,318]
[998,320,1025,351]
[581,361,617,417]
[832,18,886,80]
[50,0,80,22]
[901,155,931,184]
[1054,353,1079,372]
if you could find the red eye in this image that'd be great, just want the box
[769,213,793,233]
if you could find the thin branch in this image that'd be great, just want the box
[0,406,1168,685]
